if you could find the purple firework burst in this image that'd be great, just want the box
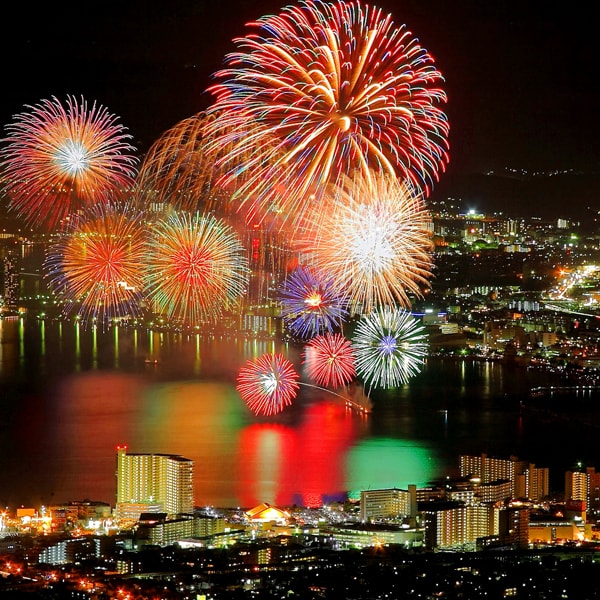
[279,265,349,339]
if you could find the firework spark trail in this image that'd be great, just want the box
[143,210,249,326]
[135,112,215,213]
[303,332,356,389]
[237,353,300,415]
[0,95,138,229]
[296,170,434,314]
[44,202,146,324]
[205,0,449,230]
[279,265,349,339]
[135,111,249,217]
[352,306,428,390]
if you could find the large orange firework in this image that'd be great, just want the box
[135,112,285,224]
[0,95,138,230]
[295,170,434,314]
[142,210,250,326]
[135,112,227,214]
[205,0,449,230]
[44,202,146,323]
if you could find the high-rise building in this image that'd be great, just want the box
[421,502,499,550]
[525,463,550,501]
[586,467,600,518]
[2,247,19,311]
[115,446,194,520]
[459,454,548,501]
[498,506,530,549]
[360,486,417,523]
[476,479,512,504]
[565,469,588,505]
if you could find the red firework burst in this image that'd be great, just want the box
[237,353,300,416]
[303,333,356,389]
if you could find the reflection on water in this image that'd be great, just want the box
[0,318,598,510]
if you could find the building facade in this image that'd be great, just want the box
[360,485,417,523]
[115,446,194,519]
[422,502,499,550]
[460,453,548,501]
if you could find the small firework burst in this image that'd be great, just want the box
[237,353,300,415]
[303,332,356,389]
[279,265,348,339]
[352,306,428,389]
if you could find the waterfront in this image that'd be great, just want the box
[1,317,599,511]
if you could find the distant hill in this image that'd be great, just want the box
[429,169,599,222]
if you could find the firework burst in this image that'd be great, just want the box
[143,210,249,326]
[205,0,448,229]
[135,111,237,215]
[296,170,433,314]
[352,306,428,390]
[44,202,146,323]
[303,332,356,389]
[0,95,138,229]
[279,265,349,339]
[237,353,300,415]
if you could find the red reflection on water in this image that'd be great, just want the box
[237,400,358,508]
[236,424,297,508]
[295,401,357,507]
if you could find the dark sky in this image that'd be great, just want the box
[1,0,598,211]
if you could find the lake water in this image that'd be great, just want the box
[0,317,598,510]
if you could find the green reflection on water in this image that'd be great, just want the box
[346,437,439,499]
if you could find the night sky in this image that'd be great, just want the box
[1,0,598,217]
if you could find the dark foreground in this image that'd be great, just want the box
[4,542,600,599]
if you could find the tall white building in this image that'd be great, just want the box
[115,446,194,520]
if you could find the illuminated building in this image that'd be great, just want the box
[476,479,512,504]
[48,500,111,527]
[524,464,550,501]
[528,520,590,545]
[460,453,524,496]
[135,513,195,548]
[460,454,548,500]
[499,506,530,549]
[115,446,194,520]
[564,467,591,522]
[359,485,417,523]
[325,523,424,549]
[482,321,526,352]
[245,503,291,524]
[586,467,600,519]
[134,514,227,550]
[37,536,114,565]
[2,247,18,311]
[421,502,499,550]
[565,469,588,505]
